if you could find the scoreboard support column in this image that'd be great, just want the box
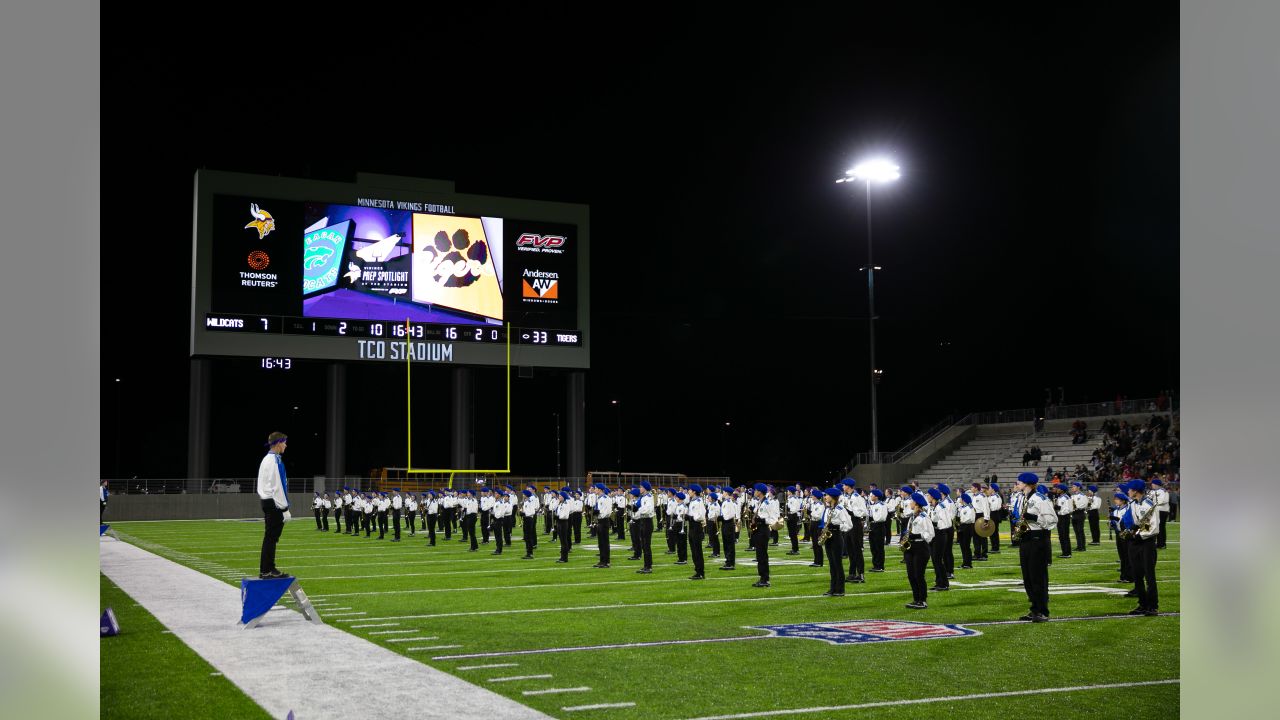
[325,364,347,483]
[567,371,586,480]
[186,358,212,487]
[451,368,474,483]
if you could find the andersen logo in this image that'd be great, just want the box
[521,269,559,301]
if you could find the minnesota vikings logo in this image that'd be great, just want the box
[245,203,276,239]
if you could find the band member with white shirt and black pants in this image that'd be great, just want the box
[1150,478,1171,550]
[687,484,707,579]
[390,489,404,542]
[1069,482,1088,552]
[1086,484,1102,545]
[1013,473,1055,622]
[818,488,850,596]
[751,483,779,588]
[633,482,656,572]
[970,483,989,560]
[986,484,1003,553]
[554,490,573,562]
[256,432,291,580]
[313,492,324,530]
[1122,480,1160,615]
[1053,484,1073,559]
[956,493,976,569]
[867,489,888,571]
[841,480,867,583]
[785,487,803,555]
[925,488,950,591]
[719,490,739,570]
[593,484,614,567]
[903,492,934,609]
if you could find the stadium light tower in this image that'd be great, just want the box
[837,159,901,457]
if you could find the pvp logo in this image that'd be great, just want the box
[751,619,980,646]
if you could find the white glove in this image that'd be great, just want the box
[283,511,292,522]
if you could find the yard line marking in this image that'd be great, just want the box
[523,687,591,696]
[210,672,223,677]
[675,679,1181,720]
[407,645,463,652]
[457,663,520,670]
[322,612,367,617]
[369,629,420,635]
[350,623,400,629]
[309,572,826,598]
[563,703,637,712]
[434,635,769,659]
[966,612,1180,627]
[386,637,440,643]
[488,674,553,683]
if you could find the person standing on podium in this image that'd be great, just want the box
[256,432,291,579]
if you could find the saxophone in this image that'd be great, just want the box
[742,501,757,534]
[897,517,913,552]
[816,522,833,546]
[1119,501,1154,541]
[1010,506,1031,544]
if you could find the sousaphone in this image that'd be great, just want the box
[974,517,996,538]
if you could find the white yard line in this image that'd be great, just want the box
[102,537,550,720]
[408,645,464,652]
[386,637,441,643]
[458,664,521,670]
[434,635,770,660]
[563,704,636,712]
[522,687,591,696]
[675,679,1180,720]
[488,675,553,683]
[350,623,400,628]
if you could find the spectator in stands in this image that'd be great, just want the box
[1034,416,1045,433]
[1022,449,1032,466]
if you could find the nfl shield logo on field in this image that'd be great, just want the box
[751,619,979,645]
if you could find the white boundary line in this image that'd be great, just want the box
[369,629,420,635]
[676,679,1180,720]
[487,675,553,683]
[563,703,636,712]
[522,687,590,696]
[350,623,400,629]
[407,645,463,652]
[386,637,440,643]
[458,663,521,670]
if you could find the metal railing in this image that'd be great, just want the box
[957,408,1039,425]
[852,414,958,466]
[99,474,734,495]
[1044,396,1178,420]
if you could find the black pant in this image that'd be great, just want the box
[101,501,107,519]
[393,509,402,540]
[942,527,955,575]
[708,518,721,556]
[786,514,801,552]
[406,511,415,535]
[1129,536,1159,609]
[544,509,554,534]
[333,508,341,532]
[752,524,771,581]
[689,522,705,575]
[846,517,865,577]
[481,511,491,542]
[378,511,388,539]
[869,521,886,569]
[505,514,514,547]
[1019,529,1051,616]
[321,509,330,530]
[905,538,930,603]
[557,517,571,560]
[442,509,452,539]
[990,510,1001,551]
[464,514,478,550]
[596,517,611,564]
[492,516,506,553]
[1088,509,1101,543]
[1157,511,1169,548]
[615,511,626,540]
[825,532,845,593]
[721,518,737,566]
[260,500,284,575]
[571,512,582,544]
[523,515,537,557]
[929,531,949,588]
[770,527,779,546]
[1116,535,1132,580]
[674,522,688,562]
[809,521,824,566]
[314,508,323,529]
[426,513,437,544]
[973,520,987,558]
[1057,516,1073,556]
[666,521,677,553]
[363,511,373,535]
[638,517,654,569]
[958,524,974,567]
[1071,510,1086,550]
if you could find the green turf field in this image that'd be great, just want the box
[105,519,1180,719]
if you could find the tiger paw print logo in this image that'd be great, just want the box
[420,229,490,287]
[244,203,275,240]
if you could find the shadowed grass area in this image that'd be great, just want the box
[107,520,1180,719]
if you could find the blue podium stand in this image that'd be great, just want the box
[239,577,324,629]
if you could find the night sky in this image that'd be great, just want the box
[102,7,1177,485]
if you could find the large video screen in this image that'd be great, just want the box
[192,171,589,368]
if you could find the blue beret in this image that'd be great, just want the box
[1114,493,1128,501]
[687,483,702,493]
[392,488,400,492]
[900,486,914,495]
[1017,472,1038,485]
[710,493,720,501]
[1087,485,1098,492]
[559,491,570,499]
[823,488,842,499]
[1129,480,1147,492]
[1053,484,1066,492]
[841,478,856,488]
[960,493,972,504]
[505,485,513,490]
[675,492,686,500]
[595,483,607,492]
[629,488,641,497]
[1152,479,1164,486]
[523,489,532,496]
[380,492,387,496]
[314,491,320,495]
[1071,482,1082,489]
[910,492,928,508]
[937,483,951,495]
[641,481,652,491]
[991,483,1000,490]
[810,488,824,499]
[754,483,768,493]
[871,489,885,499]
[543,486,551,490]
[927,488,942,500]
[1036,484,1048,495]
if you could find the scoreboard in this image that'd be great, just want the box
[191,170,589,368]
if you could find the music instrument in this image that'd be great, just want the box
[1010,511,1030,544]
[816,523,833,546]
[742,502,757,534]
[975,517,995,538]
[897,518,913,552]
[1119,501,1155,541]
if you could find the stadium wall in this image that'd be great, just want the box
[103,492,315,521]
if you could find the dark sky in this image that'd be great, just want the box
[102,7,1178,485]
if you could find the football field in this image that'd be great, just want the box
[102,519,1180,719]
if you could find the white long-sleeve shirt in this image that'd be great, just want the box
[869,501,888,523]
[392,494,403,510]
[972,493,990,519]
[930,503,953,530]
[1071,493,1088,512]
[1027,493,1058,531]
[597,495,615,516]
[634,494,656,519]
[756,497,781,526]
[256,452,289,510]
[957,504,976,525]
[909,510,936,543]
[522,496,540,517]
[720,498,739,521]
[986,493,1002,513]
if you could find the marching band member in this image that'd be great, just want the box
[542,486,556,535]
[970,482,989,560]
[785,486,803,555]
[719,487,740,570]
[524,483,541,549]
[1070,482,1089,552]
[634,482,656,573]
[405,492,417,537]
[378,492,391,540]
[1012,474,1055,622]
[585,485,599,538]
[1087,484,1102,545]
[819,488,850,597]
[570,489,584,545]
[331,490,342,533]
[490,491,510,555]
[671,492,689,565]
[867,489,887,572]
[462,490,479,551]
[885,489,902,544]
[956,492,976,569]
[313,492,325,530]
[903,491,934,609]
[593,484,613,568]
[934,483,956,579]
[554,490,573,563]
[614,487,628,542]
[548,490,562,543]
[842,480,868,583]
[439,490,453,540]
[1150,477,1170,549]
[751,483,779,588]
[362,493,374,538]
[926,488,950,592]
[706,491,722,558]
[985,483,1003,553]
[806,489,825,568]
[1111,492,1132,583]
[1052,483,1073,558]
[687,485,707,579]
[664,489,679,555]
[768,485,781,547]
[342,487,354,534]
[1122,480,1160,615]
[521,488,540,559]
[424,492,438,545]
[479,488,495,544]
[391,489,404,542]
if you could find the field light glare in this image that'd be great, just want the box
[845,159,901,183]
